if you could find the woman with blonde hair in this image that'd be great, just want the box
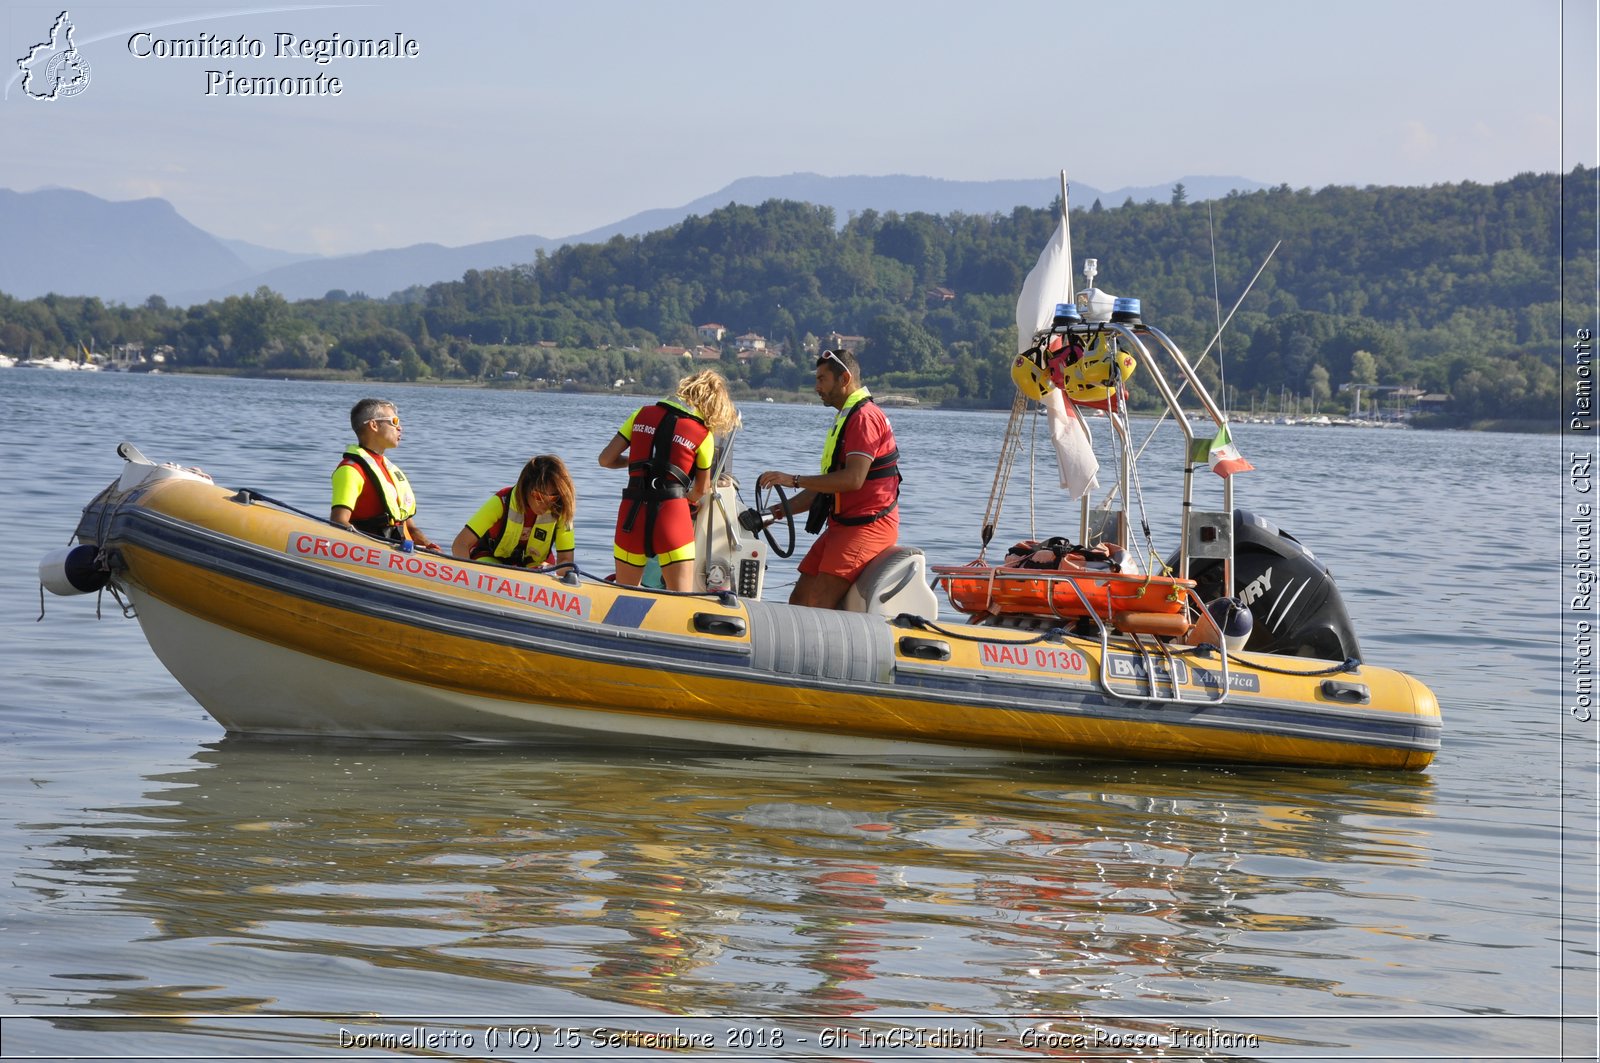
[452,454,577,569]
[598,369,739,591]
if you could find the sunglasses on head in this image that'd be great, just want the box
[817,350,848,374]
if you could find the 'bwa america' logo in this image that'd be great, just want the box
[17,10,92,100]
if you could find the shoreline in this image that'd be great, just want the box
[22,366,1554,433]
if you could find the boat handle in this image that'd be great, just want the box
[1320,679,1370,704]
[898,636,951,661]
[692,612,746,637]
[874,564,917,603]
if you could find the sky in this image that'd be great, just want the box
[2,0,1594,257]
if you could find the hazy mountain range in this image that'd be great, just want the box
[0,174,1268,306]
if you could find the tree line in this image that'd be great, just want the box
[1,166,1588,428]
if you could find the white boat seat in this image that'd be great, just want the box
[842,545,939,621]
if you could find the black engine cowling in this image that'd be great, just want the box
[1182,509,1361,662]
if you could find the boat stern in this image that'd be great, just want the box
[1396,670,1443,771]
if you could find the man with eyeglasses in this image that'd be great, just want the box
[756,349,902,609]
[329,397,441,551]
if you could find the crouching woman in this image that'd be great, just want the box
[451,455,577,569]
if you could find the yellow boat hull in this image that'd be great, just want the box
[72,468,1440,770]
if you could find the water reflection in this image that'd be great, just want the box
[17,739,1435,1029]
[4,374,1568,1059]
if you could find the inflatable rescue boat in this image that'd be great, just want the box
[40,432,1438,771]
[39,189,1441,771]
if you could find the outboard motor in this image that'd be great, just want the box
[1183,509,1361,662]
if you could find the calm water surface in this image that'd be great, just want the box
[1,371,1593,1060]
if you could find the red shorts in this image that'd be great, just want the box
[798,515,899,584]
[613,497,696,566]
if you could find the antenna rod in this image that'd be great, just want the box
[1209,204,1226,417]
[1059,170,1072,303]
[1131,240,1280,461]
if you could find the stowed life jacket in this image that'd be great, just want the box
[805,389,901,534]
[1003,536,1130,573]
[471,487,564,568]
[336,444,416,541]
[620,399,709,553]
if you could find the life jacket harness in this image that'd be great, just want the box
[470,487,557,567]
[620,400,707,556]
[338,445,414,542]
[805,392,901,534]
[1002,536,1128,573]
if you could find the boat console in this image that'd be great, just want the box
[692,482,768,598]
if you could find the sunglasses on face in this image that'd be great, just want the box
[370,415,401,427]
[817,350,848,374]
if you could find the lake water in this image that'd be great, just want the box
[1,370,1593,1061]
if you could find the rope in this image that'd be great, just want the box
[1026,398,1039,539]
[233,488,360,530]
[1177,643,1361,677]
[104,579,135,620]
[235,488,463,557]
[1131,240,1280,463]
[40,492,115,622]
[1238,653,1360,677]
[1118,412,1163,574]
[238,489,740,600]
[564,565,739,607]
[894,613,1070,646]
[977,393,1029,563]
[1209,204,1229,420]
[905,601,1358,676]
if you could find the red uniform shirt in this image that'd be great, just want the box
[831,399,898,523]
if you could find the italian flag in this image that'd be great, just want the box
[1192,424,1254,478]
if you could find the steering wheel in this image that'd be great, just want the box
[754,483,797,559]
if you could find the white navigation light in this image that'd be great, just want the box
[1077,287,1116,323]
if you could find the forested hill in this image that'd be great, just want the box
[3,168,1590,425]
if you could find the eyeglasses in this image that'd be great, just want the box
[369,415,401,428]
[817,350,848,374]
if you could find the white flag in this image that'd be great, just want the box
[1044,387,1099,499]
[1018,207,1099,498]
[1015,216,1071,354]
